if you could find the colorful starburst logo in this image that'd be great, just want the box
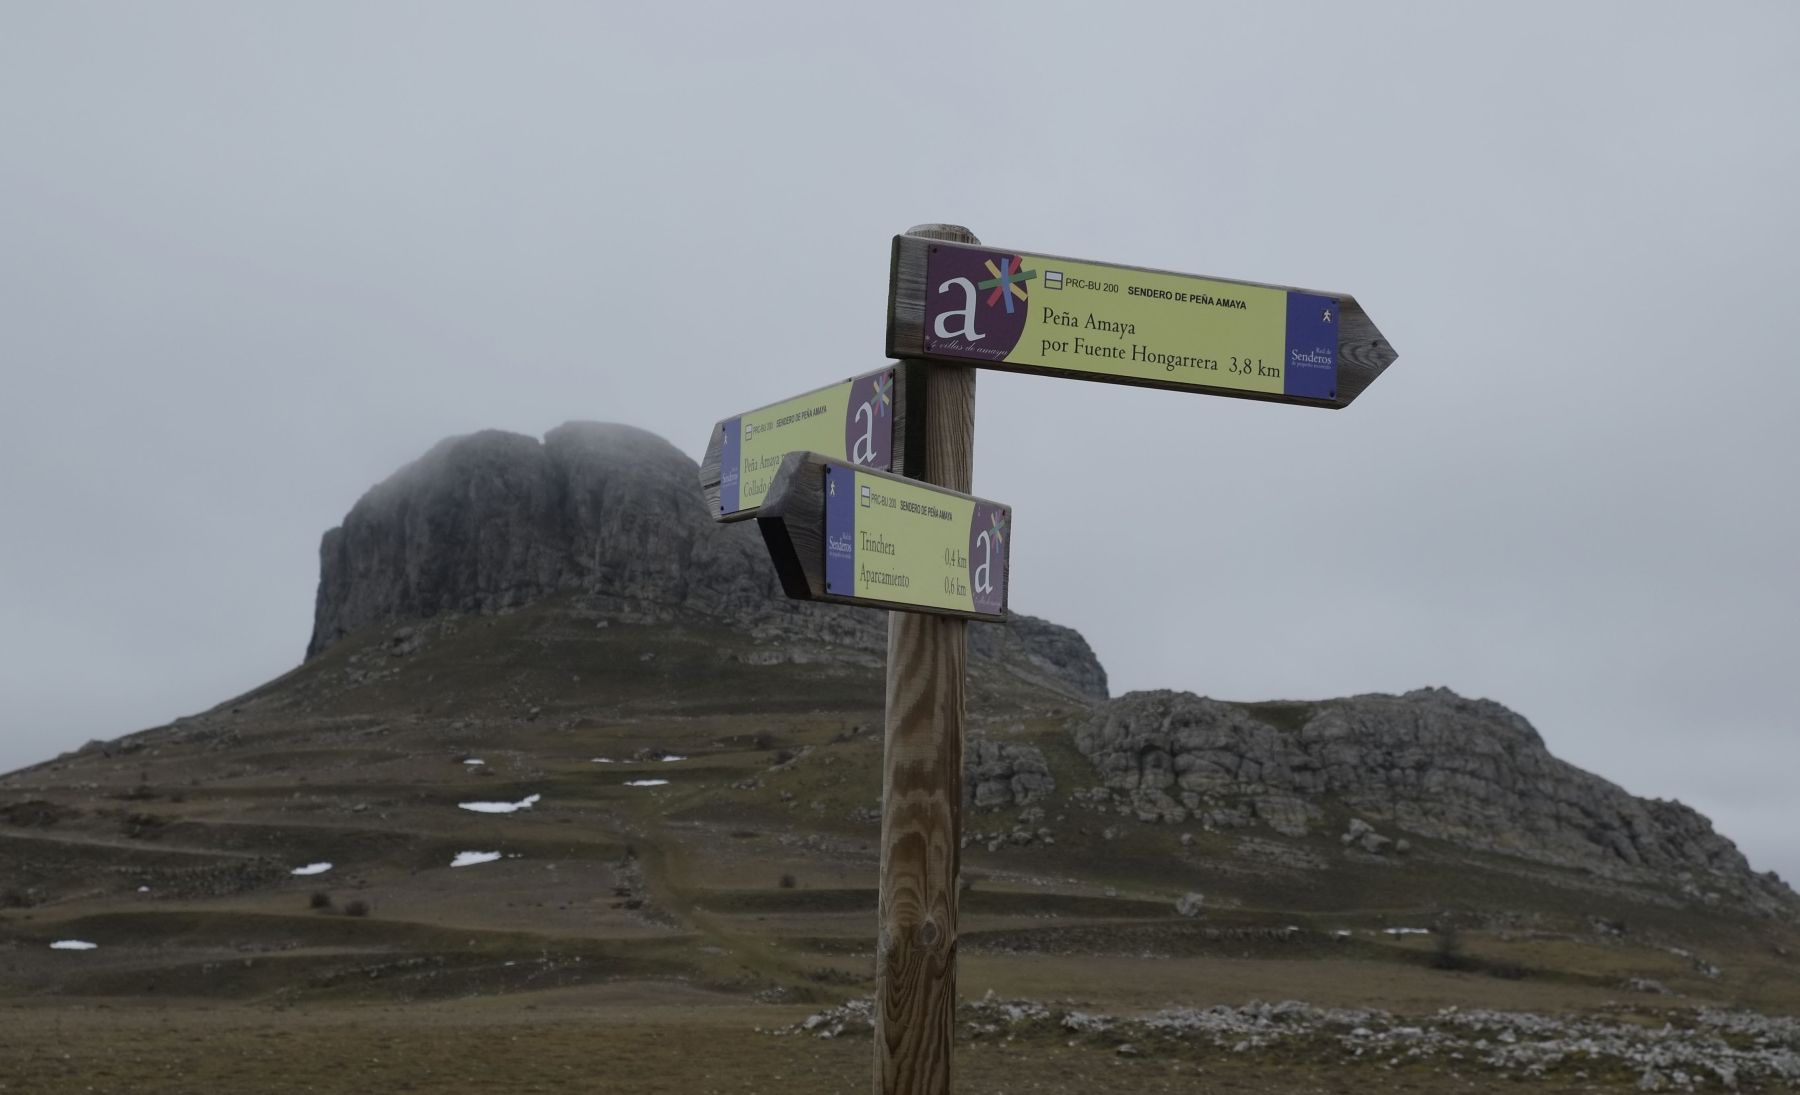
[987,509,1007,547]
[977,256,1035,315]
[868,373,893,416]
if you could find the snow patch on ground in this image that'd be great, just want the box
[290,862,333,877]
[624,779,669,787]
[1383,927,1430,936]
[462,758,485,766]
[660,754,687,762]
[450,851,504,868]
[50,941,98,951]
[458,794,542,814]
[590,758,615,764]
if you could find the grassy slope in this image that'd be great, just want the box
[2,601,1797,1092]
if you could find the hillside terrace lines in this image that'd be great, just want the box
[8,580,1797,1033]
[2,813,641,889]
[7,894,710,953]
[148,825,632,866]
[1,908,704,1002]
[692,887,1179,923]
[0,827,272,862]
[78,764,747,809]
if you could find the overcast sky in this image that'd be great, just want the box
[2,3,1795,883]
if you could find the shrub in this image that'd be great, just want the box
[779,874,797,890]
[343,899,370,918]
[309,892,332,911]
[806,966,862,986]
[1484,958,1530,980]
[1430,923,1475,972]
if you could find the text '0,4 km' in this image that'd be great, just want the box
[753,452,1010,622]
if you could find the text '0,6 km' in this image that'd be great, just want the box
[886,236,1397,409]
[755,453,1010,622]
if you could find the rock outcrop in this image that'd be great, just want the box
[782,996,1800,1091]
[1077,688,1790,909]
[304,424,1786,912]
[308,422,1109,701]
[965,737,1055,811]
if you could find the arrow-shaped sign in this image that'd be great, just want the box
[757,452,1010,622]
[886,236,1397,409]
[699,366,924,521]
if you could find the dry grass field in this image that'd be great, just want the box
[4,603,1797,1092]
[0,995,1666,1095]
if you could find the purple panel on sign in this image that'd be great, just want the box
[718,416,741,514]
[1283,292,1339,401]
[968,502,1008,616]
[842,369,895,470]
[824,465,855,596]
[922,247,1029,364]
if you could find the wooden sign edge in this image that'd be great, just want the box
[698,364,927,522]
[885,233,1398,410]
[756,451,1011,622]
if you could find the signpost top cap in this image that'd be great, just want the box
[904,223,979,244]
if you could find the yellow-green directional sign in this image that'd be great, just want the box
[887,236,1396,408]
[699,367,918,521]
[755,453,1009,621]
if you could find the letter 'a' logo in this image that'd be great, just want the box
[971,508,1005,598]
[973,530,994,595]
[848,372,892,466]
[922,249,1032,362]
[850,402,877,464]
[935,258,1033,338]
[933,277,985,343]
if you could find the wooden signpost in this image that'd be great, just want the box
[701,223,1397,1095]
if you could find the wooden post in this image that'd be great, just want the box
[875,224,979,1094]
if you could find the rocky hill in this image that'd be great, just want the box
[307,422,1107,701]
[6,418,1799,1090]
[296,421,1790,914]
[1076,689,1792,914]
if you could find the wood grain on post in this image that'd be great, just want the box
[875,223,979,1095]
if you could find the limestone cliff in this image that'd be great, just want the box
[308,422,1109,702]
[1077,687,1791,912]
